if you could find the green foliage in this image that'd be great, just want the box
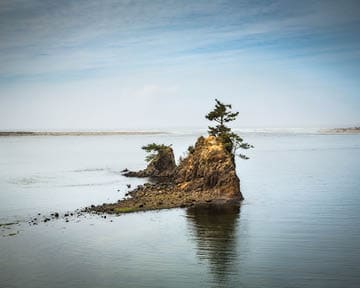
[187,145,195,154]
[141,143,172,162]
[205,99,239,137]
[206,99,253,159]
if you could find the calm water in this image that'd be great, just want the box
[1,133,360,288]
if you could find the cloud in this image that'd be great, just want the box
[0,0,359,82]
[0,1,359,129]
[133,85,178,99]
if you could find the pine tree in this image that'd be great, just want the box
[205,99,253,159]
[141,143,172,162]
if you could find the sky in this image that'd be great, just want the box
[0,0,359,131]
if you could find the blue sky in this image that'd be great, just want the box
[0,0,359,130]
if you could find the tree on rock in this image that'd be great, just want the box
[123,143,176,178]
[206,99,253,159]
[142,143,173,162]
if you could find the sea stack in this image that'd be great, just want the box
[87,135,242,214]
[123,145,176,178]
[86,99,251,214]
[175,136,242,200]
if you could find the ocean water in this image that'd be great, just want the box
[0,133,360,288]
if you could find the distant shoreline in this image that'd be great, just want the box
[0,131,169,137]
[319,127,360,134]
[1,127,360,136]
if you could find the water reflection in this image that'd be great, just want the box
[186,204,240,287]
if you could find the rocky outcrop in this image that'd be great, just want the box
[123,146,176,178]
[87,136,243,214]
[175,136,242,200]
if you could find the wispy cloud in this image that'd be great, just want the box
[0,1,359,129]
[1,0,359,82]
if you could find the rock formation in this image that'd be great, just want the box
[175,136,242,200]
[86,136,243,214]
[123,146,176,178]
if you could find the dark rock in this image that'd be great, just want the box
[87,136,243,214]
[54,212,59,218]
[124,146,176,178]
[175,136,243,200]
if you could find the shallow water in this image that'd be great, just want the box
[1,133,360,288]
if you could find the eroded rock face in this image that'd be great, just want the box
[175,136,242,200]
[88,136,242,214]
[124,146,176,178]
